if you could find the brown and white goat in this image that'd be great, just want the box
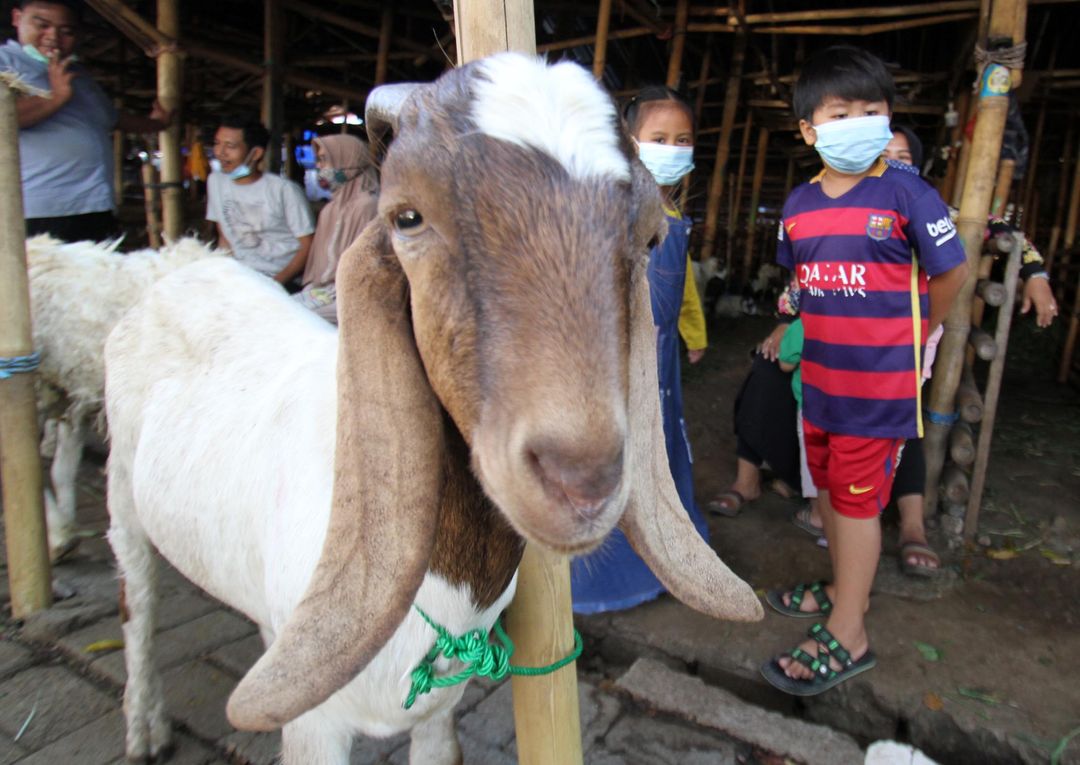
[103,53,762,765]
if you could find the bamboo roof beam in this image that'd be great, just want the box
[537,26,653,53]
[83,0,176,56]
[280,0,433,58]
[689,11,978,36]
[183,40,368,103]
[693,1,979,23]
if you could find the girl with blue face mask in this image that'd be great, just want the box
[570,86,710,616]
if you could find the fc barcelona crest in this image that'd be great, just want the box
[866,213,895,241]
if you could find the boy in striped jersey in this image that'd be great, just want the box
[760,47,968,695]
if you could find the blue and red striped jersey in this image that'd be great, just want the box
[775,158,966,439]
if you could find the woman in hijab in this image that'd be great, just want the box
[293,134,379,324]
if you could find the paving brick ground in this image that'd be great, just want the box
[2,458,854,765]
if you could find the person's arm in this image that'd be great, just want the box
[927,261,969,333]
[1020,275,1057,327]
[115,100,173,134]
[677,254,707,363]
[274,234,313,285]
[14,53,76,128]
[215,223,232,253]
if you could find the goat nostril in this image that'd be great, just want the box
[529,446,623,520]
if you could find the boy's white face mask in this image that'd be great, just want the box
[636,141,695,186]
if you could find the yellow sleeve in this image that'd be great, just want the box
[678,254,707,351]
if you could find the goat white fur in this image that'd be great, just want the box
[105,54,762,765]
[27,235,220,559]
[107,260,506,762]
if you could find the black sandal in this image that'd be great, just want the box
[765,581,833,619]
[760,623,877,696]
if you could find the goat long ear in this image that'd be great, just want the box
[226,221,445,730]
[619,256,764,622]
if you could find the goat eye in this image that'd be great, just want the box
[394,209,424,231]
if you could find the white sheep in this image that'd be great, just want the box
[26,235,221,560]
[104,53,763,765]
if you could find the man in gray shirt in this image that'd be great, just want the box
[1,0,172,241]
[207,116,314,285]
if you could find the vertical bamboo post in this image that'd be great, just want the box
[262,0,284,173]
[141,161,162,249]
[113,98,124,209]
[1056,134,1080,383]
[940,91,970,204]
[989,157,1014,218]
[924,0,1024,517]
[157,0,182,239]
[783,154,795,197]
[1020,97,1047,233]
[701,34,746,266]
[965,235,1023,536]
[1062,133,1080,254]
[728,111,752,276]
[375,7,393,86]
[665,0,689,88]
[1045,120,1075,277]
[452,3,583,763]
[741,126,769,282]
[0,82,52,618]
[592,0,613,80]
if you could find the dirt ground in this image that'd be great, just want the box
[650,310,1080,762]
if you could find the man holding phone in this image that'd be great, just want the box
[1,0,172,241]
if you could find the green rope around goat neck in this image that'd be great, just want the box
[403,605,583,710]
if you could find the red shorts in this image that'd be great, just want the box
[802,418,905,519]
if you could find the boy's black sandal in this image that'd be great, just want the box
[765,581,833,618]
[760,622,877,697]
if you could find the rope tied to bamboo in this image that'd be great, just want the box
[0,352,41,380]
[972,41,1027,91]
[404,605,583,710]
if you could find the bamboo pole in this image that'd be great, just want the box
[592,0,613,80]
[183,41,368,104]
[957,367,984,423]
[687,11,977,36]
[950,95,976,208]
[374,7,393,86]
[141,161,162,249]
[666,0,690,88]
[452,2,583,763]
[700,34,746,267]
[113,98,124,209]
[728,111,752,275]
[1058,138,1080,382]
[940,91,969,204]
[923,0,1023,518]
[1045,120,1074,277]
[262,0,284,174]
[157,0,182,239]
[949,420,976,465]
[989,157,1014,217]
[966,235,1023,537]
[741,126,769,283]
[1020,97,1047,235]
[0,82,52,619]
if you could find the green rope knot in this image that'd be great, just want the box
[403,605,583,710]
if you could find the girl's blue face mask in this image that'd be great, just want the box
[810,115,892,175]
[636,141,695,187]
